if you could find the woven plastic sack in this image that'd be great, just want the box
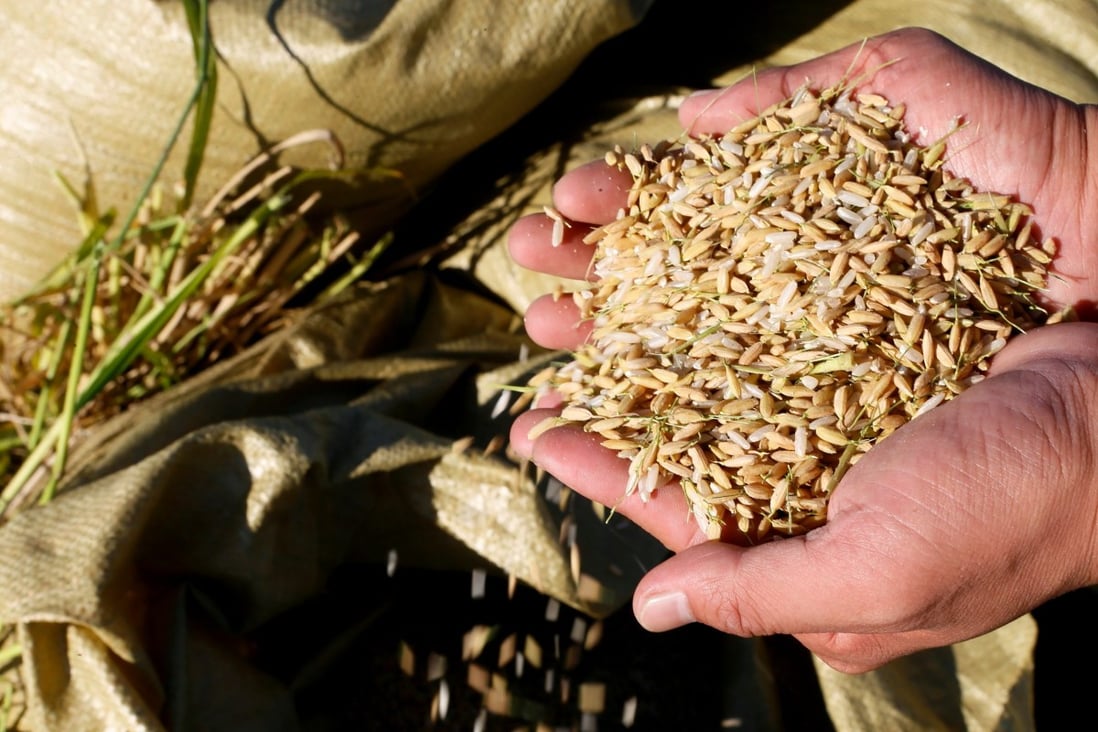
[0,272,665,730]
[0,0,650,301]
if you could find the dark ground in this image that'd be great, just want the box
[254,557,832,731]
[250,547,1098,730]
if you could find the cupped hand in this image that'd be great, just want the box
[508,27,1098,673]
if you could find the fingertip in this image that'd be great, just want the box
[520,417,702,549]
[517,412,622,488]
[677,88,722,134]
[633,533,870,638]
[534,390,564,410]
[552,160,633,225]
[506,213,550,268]
[525,293,592,350]
[634,590,695,632]
[634,542,744,633]
[677,70,797,137]
[507,212,597,281]
[509,408,557,460]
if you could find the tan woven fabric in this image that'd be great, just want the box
[813,615,1038,731]
[1,273,659,730]
[0,0,647,301]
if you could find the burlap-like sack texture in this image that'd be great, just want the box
[0,0,648,301]
[3,0,1098,729]
[812,614,1038,731]
[1,273,661,730]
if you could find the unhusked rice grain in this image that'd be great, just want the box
[530,85,1058,542]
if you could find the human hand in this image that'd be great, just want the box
[508,27,1098,673]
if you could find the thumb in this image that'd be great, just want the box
[632,534,884,637]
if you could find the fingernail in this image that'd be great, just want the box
[686,88,717,102]
[638,591,694,632]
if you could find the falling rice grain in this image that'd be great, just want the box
[470,568,487,599]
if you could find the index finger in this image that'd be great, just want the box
[552,159,634,225]
[510,409,707,551]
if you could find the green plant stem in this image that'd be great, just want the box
[127,216,186,328]
[41,257,101,504]
[320,233,394,300]
[81,190,286,401]
[28,316,72,449]
[28,385,51,451]
[0,413,61,513]
[108,2,212,257]
[181,0,217,208]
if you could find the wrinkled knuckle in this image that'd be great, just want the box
[703,580,767,636]
[876,591,935,630]
[1056,351,1098,416]
[813,634,895,675]
[889,26,946,45]
[878,26,947,54]
[1011,357,1098,479]
[824,529,934,630]
[861,28,948,77]
[823,655,887,676]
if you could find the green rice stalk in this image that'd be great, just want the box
[0,1,218,508]
[321,232,395,300]
[92,189,287,393]
[28,316,73,449]
[0,22,393,514]
[181,0,217,209]
[128,216,188,327]
[40,259,99,504]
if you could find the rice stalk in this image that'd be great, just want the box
[0,0,394,516]
[181,0,217,209]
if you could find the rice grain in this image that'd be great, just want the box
[529,84,1056,541]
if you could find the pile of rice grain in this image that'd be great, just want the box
[529,85,1057,542]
